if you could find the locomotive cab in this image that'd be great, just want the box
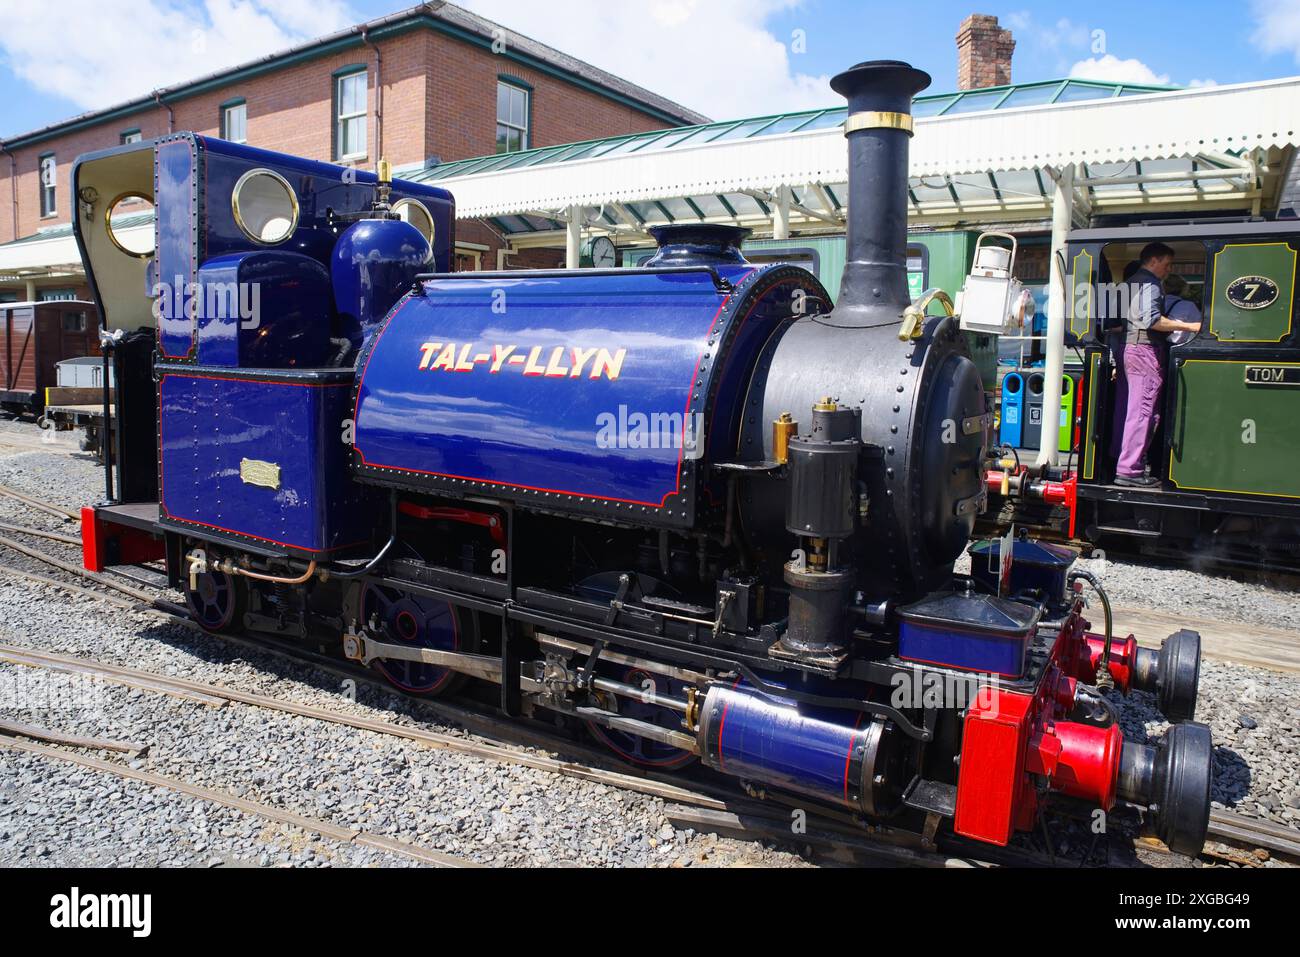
[1055,223,1300,559]
[76,134,454,567]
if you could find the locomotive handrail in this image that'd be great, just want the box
[899,287,955,341]
[412,265,735,294]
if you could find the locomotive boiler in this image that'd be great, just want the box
[78,60,1213,856]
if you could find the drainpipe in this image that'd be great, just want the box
[0,141,17,242]
[153,90,174,133]
[361,26,383,167]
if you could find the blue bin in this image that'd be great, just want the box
[1000,372,1024,447]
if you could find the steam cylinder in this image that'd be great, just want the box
[743,61,989,602]
[697,683,902,816]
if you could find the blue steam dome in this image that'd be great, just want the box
[332,217,431,350]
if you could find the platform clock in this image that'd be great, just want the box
[580,236,616,268]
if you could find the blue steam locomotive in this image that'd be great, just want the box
[76,61,1212,855]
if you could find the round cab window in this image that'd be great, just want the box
[106,192,156,258]
[393,198,436,248]
[232,169,299,244]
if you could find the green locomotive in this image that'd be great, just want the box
[995,219,1300,567]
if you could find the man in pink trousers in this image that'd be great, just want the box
[1114,243,1202,487]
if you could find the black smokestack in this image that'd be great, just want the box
[827,60,931,327]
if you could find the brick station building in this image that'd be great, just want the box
[0,1,707,300]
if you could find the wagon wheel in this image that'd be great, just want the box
[184,566,247,633]
[360,583,473,696]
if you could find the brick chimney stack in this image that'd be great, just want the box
[956,14,1015,90]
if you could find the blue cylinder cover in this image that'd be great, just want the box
[698,682,887,814]
[351,264,828,528]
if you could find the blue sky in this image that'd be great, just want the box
[2,0,1299,138]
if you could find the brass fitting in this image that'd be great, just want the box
[772,412,797,464]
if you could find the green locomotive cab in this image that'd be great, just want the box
[1064,221,1300,563]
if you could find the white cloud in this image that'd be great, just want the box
[1069,55,1170,86]
[1249,0,1300,62]
[459,0,832,120]
[0,0,356,112]
[1006,13,1091,54]
[1036,17,1091,53]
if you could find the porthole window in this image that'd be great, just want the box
[392,197,436,249]
[105,191,156,258]
[232,168,298,244]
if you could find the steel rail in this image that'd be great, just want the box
[0,642,733,813]
[0,483,79,521]
[0,735,471,868]
[0,533,158,603]
[0,520,82,546]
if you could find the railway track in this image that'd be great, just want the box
[0,493,1295,868]
[0,735,472,868]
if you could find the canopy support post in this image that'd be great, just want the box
[1037,163,1075,468]
[566,206,582,269]
[773,187,791,240]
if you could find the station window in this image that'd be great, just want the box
[120,129,142,145]
[39,288,76,302]
[496,81,529,154]
[38,153,56,217]
[222,101,247,144]
[335,70,367,161]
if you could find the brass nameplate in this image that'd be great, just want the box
[240,458,281,489]
[1244,365,1300,389]
[1226,275,1280,311]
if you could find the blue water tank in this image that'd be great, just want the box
[332,217,431,351]
[1000,372,1024,447]
[195,251,334,368]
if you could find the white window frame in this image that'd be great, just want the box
[496,81,529,154]
[335,71,368,161]
[39,154,56,217]
[222,103,247,144]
